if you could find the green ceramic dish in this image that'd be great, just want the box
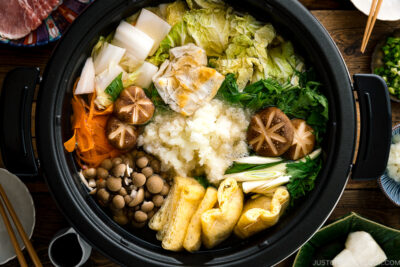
[293,212,400,267]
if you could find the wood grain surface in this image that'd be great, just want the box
[1,1,400,266]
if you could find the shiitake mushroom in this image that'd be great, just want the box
[247,107,294,157]
[114,86,155,125]
[284,119,315,160]
[106,117,138,151]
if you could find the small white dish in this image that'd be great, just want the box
[0,168,35,264]
[350,0,400,21]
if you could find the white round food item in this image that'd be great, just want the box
[351,0,400,21]
[93,43,126,75]
[0,169,35,265]
[112,21,154,65]
[134,61,159,88]
[135,9,172,56]
[75,57,95,95]
[138,99,250,183]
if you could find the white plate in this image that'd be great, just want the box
[0,169,35,264]
[351,0,400,21]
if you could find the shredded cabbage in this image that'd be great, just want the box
[183,8,231,57]
[147,0,304,89]
[186,0,225,9]
[166,1,188,25]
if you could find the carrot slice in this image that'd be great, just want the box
[63,78,121,167]
[64,129,77,152]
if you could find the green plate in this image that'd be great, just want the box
[293,212,400,267]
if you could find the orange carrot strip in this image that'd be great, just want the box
[64,130,77,152]
[64,78,122,167]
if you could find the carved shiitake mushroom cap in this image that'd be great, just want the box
[106,116,138,151]
[284,119,315,160]
[247,107,294,157]
[114,86,155,125]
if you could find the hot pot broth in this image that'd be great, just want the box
[62,0,330,253]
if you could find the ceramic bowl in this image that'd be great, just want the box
[378,124,400,206]
[350,0,400,21]
[371,29,400,103]
[0,169,35,264]
[293,212,400,266]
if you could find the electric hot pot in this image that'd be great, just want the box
[0,0,392,266]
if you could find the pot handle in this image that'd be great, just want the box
[351,74,391,180]
[0,67,40,177]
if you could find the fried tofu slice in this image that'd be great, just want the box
[161,177,205,251]
[148,176,185,232]
[201,178,243,249]
[183,187,218,252]
[234,187,289,239]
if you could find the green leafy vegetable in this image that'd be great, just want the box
[147,1,302,89]
[210,21,303,90]
[217,71,328,142]
[264,41,301,84]
[166,1,188,26]
[186,0,225,9]
[226,149,322,198]
[104,72,124,101]
[122,69,140,88]
[286,156,322,205]
[183,8,231,57]
[209,57,263,90]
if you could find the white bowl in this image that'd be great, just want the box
[0,169,35,264]
[351,0,400,21]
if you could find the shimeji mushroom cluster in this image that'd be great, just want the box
[81,149,170,228]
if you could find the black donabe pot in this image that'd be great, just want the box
[0,0,392,266]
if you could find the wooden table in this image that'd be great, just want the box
[1,1,400,266]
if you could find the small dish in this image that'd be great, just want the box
[378,123,400,207]
[350,0,400,21]
[293,212,400,266]
[48,227,92,267]
[0,169,36,265]
[0,0,93,47]
[371,29,400,103]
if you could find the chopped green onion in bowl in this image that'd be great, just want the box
[373,34,400,100]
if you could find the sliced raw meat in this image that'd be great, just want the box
[38,0,60,15]
[0,0,60,40]
[27,0,60,20]
[17,0,42,24]
[0,0,41,39]
[27,0,50,20]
